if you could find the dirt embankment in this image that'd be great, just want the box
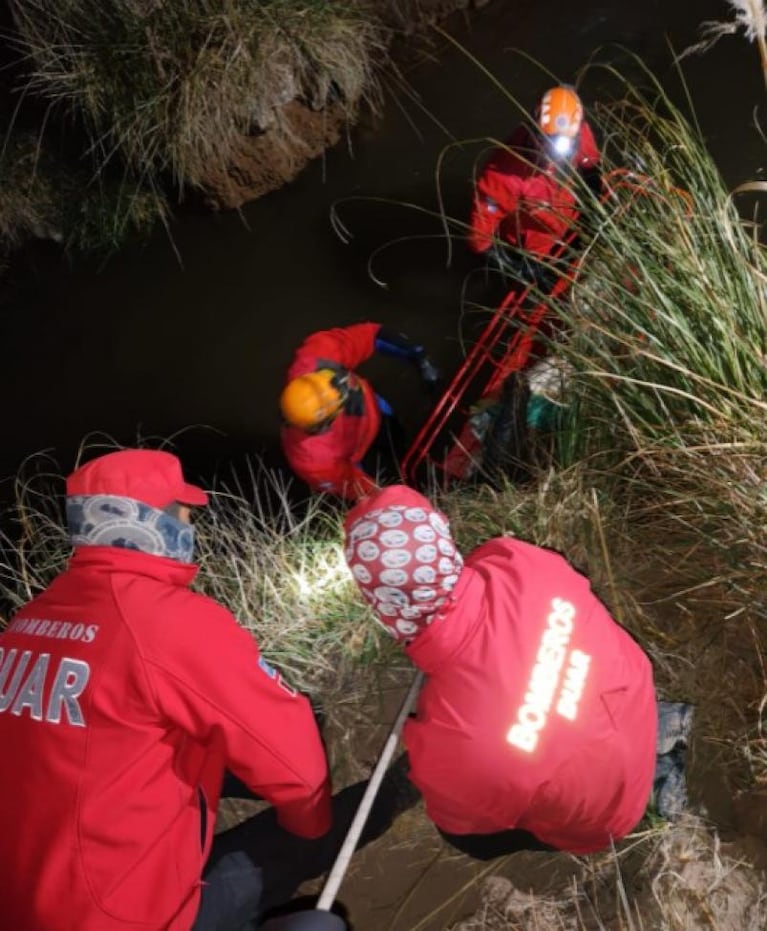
[201,0,491,209]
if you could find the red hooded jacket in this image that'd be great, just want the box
[403,536,656,853]
[0,546,331,931]
[280,323,383,501]
[469,122,600,258]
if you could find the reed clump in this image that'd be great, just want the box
[523,60,767,785]
[0,451,656,700]
[0,129,168,254]
[7,0,387,190]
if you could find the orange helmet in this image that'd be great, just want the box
[280,368,346,430]
[538,85,583,160]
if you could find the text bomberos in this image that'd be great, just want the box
[506,597,591,753]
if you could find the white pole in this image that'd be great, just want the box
[315,671,424,912]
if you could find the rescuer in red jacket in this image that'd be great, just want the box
[280,322,440,501]
[0,449,411,931]
[469,85,601,284]
[343,484,657,857]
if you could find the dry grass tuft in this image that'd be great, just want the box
[0,454,383,698]
[192,465,385,694]
[0,129,168,254]
[7,0,387,189]
[450,816,767,930]
[681,1,767,91]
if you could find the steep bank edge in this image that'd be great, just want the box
[200,0,491,209]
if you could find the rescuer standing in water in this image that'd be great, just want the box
[280,322,440,501]
[343,484,657,858]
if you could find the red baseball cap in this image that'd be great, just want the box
[66,449,209,509]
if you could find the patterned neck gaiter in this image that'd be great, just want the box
[67,495,196,564]
[344,486,463,643]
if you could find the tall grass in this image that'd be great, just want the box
[554,63,767,558]
[0,451,663,703]
[0,454,641,694]
[7,0,387,190]
[520,59,767,785]
[0,455,384,697]
[561,94,767,447]
[192,466,386,692]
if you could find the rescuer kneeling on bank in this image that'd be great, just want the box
[343,484,657,858]
[0,449,415,930]
[280,322,440,502]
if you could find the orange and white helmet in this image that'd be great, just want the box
[538,85,583,160]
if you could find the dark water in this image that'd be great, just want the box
[0,0,763,495]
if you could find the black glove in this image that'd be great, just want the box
[580,165,603,197]
[375,325,441,390]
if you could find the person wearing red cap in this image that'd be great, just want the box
[343,484,657,857]
[280,322,440,501]
[0,448,410,930]
[468,85,601,287]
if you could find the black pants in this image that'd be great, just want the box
[193,772,409,931]
[439,827,555,861]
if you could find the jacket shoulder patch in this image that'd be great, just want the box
[258,655,298,698]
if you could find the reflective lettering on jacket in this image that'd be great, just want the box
[557,649,591,720]
[6,616,99,643]
[506,598,591,752]
[0,647,90,726]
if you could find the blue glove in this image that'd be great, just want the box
[375,326,424,362]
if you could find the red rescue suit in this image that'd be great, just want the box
[469,122,600,258]
[280,322,383,501]
[0,547,331,931]
[403,537,656,853]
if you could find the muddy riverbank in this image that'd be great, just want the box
[201,0,494,208]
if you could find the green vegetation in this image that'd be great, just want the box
[488,59,767,794]
[192,467,387,691]
[8,0,386,189]
[561,68,767,461]
[1,45,767,926]
[0,1,389,257]
[0,130,169,255]
[0,456,385,697]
